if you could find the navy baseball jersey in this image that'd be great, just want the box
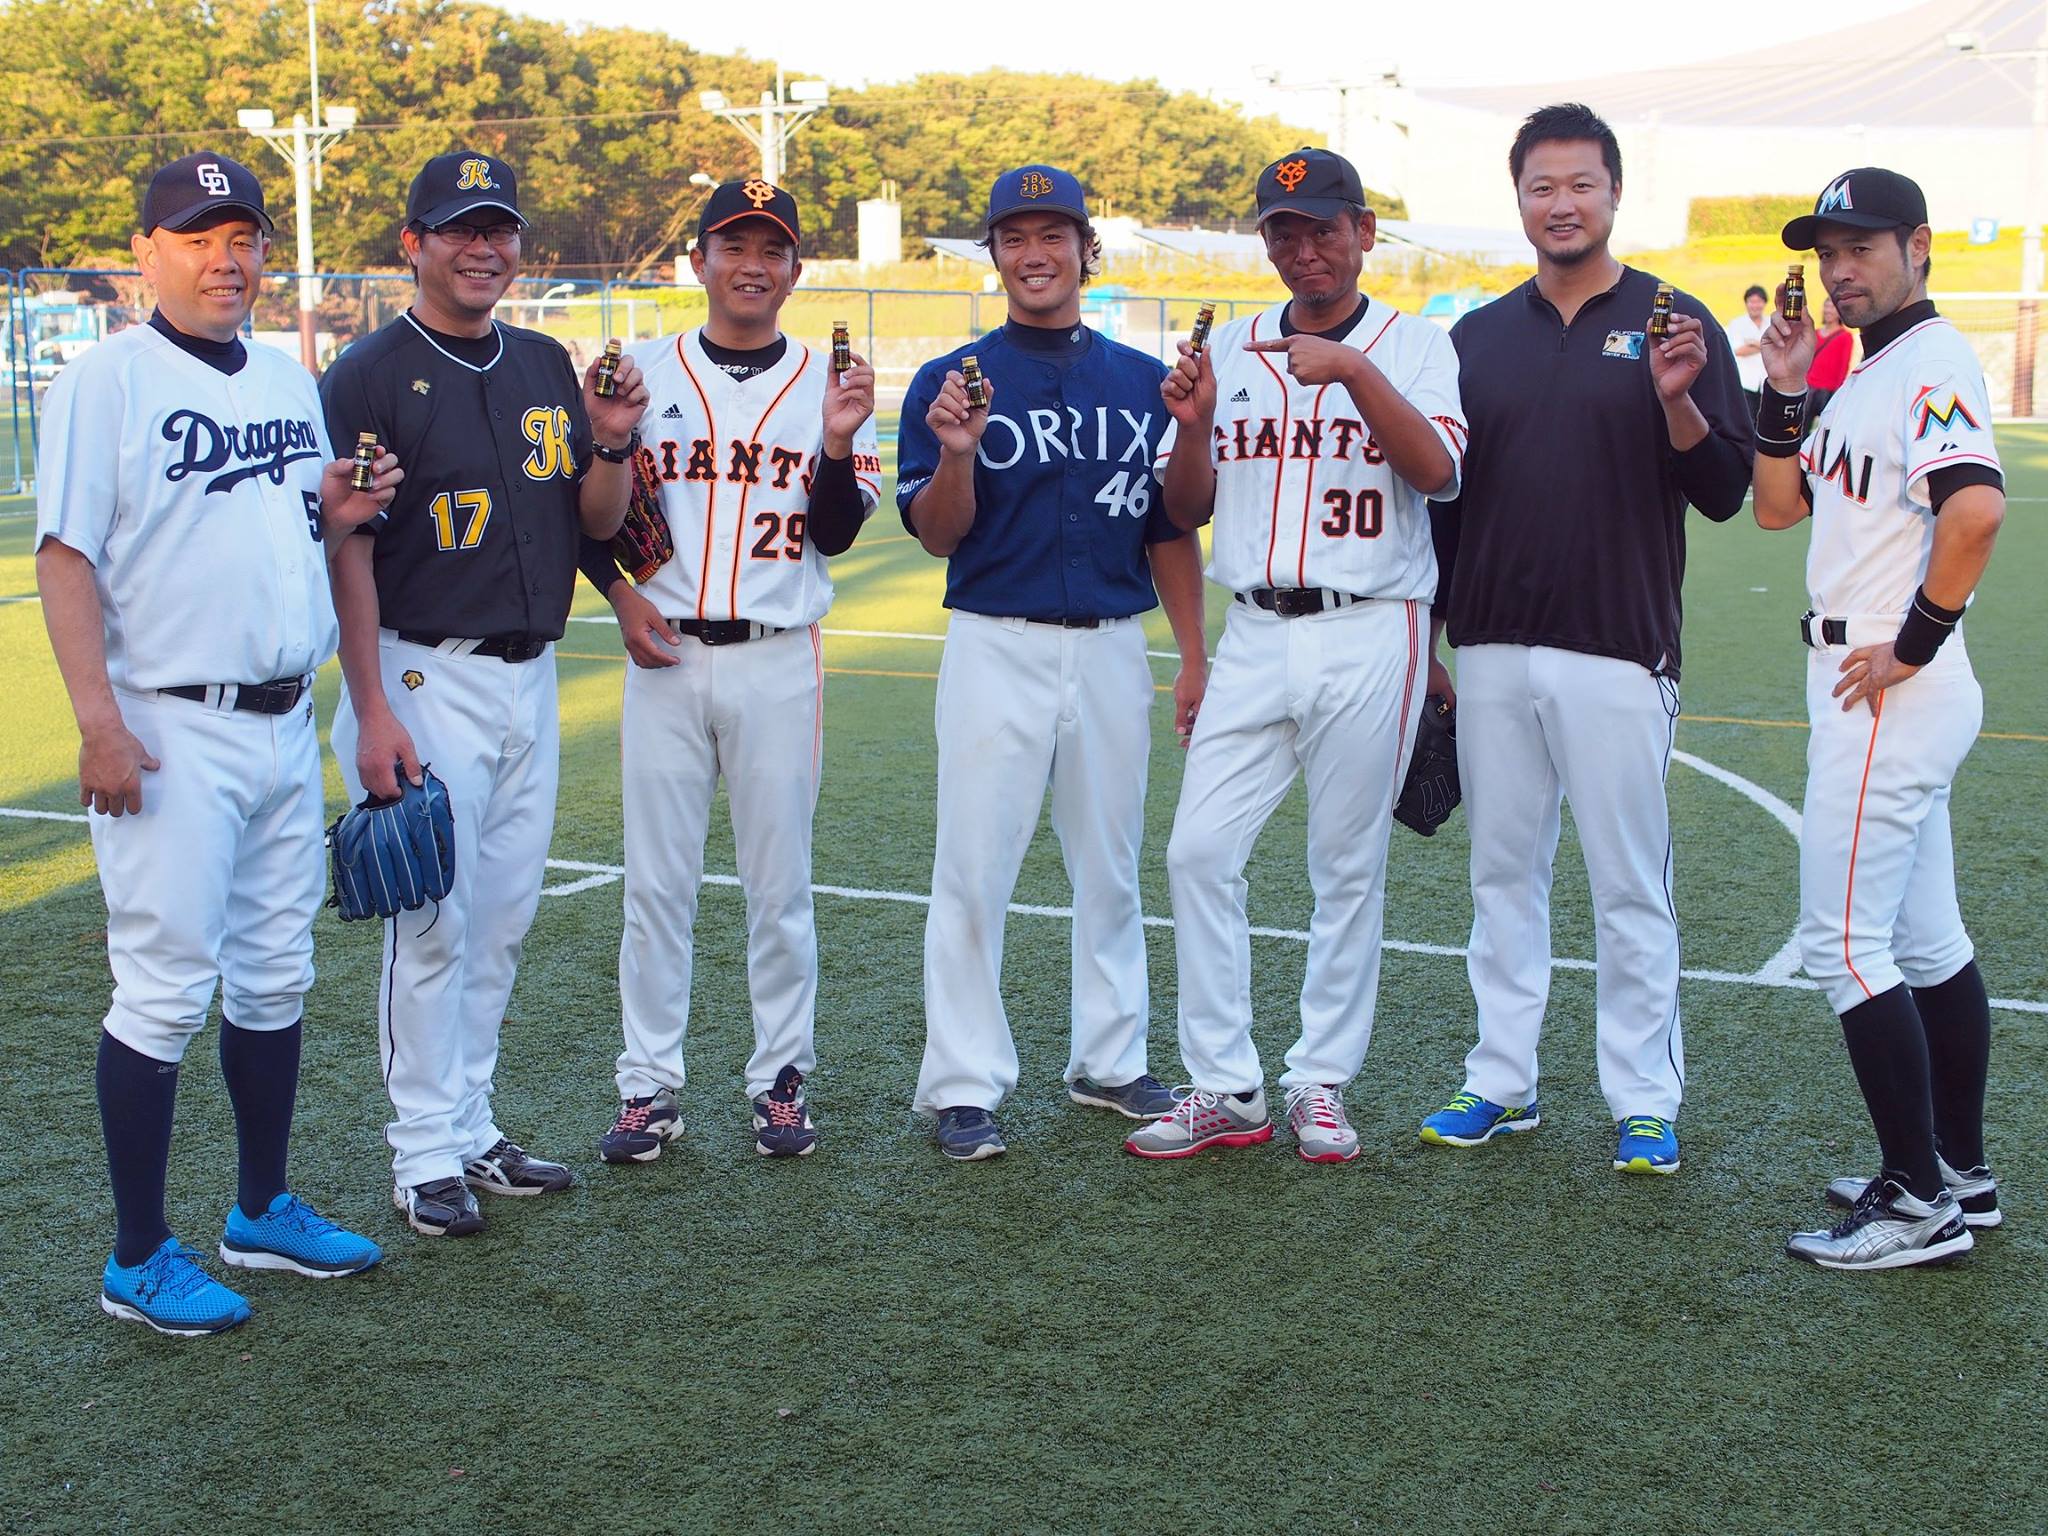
[320,314,592,640]
[896,323,1185,620]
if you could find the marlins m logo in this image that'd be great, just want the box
[1913,387,1982,440]
[1817,175,1854,215]
[1274,158,1309,192]
[455,157,496,190]
[1017,170,1055,199]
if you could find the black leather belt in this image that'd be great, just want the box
[1236,587,1364,617]
[1799,612,1849,648]
[161,676,308,714]
[397,631,548,662]
[672,618,783,646]
[1022,616,1102,630]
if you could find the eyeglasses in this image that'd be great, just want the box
[423,222,521,247]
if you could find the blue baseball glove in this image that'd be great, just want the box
[326,769,456,921]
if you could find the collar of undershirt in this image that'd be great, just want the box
[403,310,504,372]
[700,333,788,377]
[1002,318,1089,357]
[1280,293,1368,342]
[147,308,246,374]
[1857,298,1939,359]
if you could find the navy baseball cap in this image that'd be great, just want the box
[697,179,802,246]
[142,153,273,235]
[985,165,1089,232]
[1782,168,1928,249]
[1255,147,1367,224]
[407,151,527,229]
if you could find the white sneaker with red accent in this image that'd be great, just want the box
[1123,1087,1272,1159]
[1284,1083,1359,1163]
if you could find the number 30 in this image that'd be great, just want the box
[1319,487,1383,538]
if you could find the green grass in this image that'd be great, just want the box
[2,434,2045,1533]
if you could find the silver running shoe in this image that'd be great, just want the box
[1787,1178,1974,1271]
[1825,1155,2001,1229]
[1283,1084,1359,1164]
[1124,1087,1272,1159]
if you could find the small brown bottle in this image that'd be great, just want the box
[350,431,378,493]
[594,338,623,397]
[1190,302,1216,356]
[962,354,988,410]
[832,321,852,374]
[1783,264,1806,323]
[1648,282,1675,341]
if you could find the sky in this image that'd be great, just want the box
[512,0,1932,111]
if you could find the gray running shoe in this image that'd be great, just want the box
[1284,1084,1359,1164]
[1825,1155,2000,1229]
[1787,1178,1974,1271]
[1124,1087,1272,1159]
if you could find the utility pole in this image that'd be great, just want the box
[238,0,355,370]
[698,65,831,187]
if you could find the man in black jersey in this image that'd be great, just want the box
[575,180,879,1164]
[1418,104,1752,1177]
[320,150,648,1238]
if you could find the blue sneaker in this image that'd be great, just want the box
[1614,1115,1681,1175]
[101,1238,251,1337]
[220,1192,384,1278]
[935,1106,1006,1162]
[1067,1073,1179,1120]
[1418,1090,1541,1147]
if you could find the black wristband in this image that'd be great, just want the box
[1893,585,1964,667]
[1756,383,1807,443]
[591,427,641,464]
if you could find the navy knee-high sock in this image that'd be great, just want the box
[1913,960,1992,1171]
[97,1030,178,1267]
[1839,984,1941,1202]
[219,1017,301,1219]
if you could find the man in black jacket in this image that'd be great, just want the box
[1419,104,1753,1176]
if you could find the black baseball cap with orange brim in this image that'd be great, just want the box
[697,179,803,247]
[1254,147,1368,225]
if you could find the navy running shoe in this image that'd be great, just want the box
[935,1106,1006,1162]
[753,1065,818,1157]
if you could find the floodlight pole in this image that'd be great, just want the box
[700,65,830,187]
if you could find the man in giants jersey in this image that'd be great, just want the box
[1127,148,1466,1162]
[321,151,647,1237]
[579,181,879,1163]
[38,153,390,1334]
[1754,168,2006,1270]
[900,164,1208,1161]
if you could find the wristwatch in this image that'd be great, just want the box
[591,427,641,464]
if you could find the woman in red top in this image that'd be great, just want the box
[1806,296,1854,389]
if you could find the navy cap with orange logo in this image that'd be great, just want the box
[985,165,1089,231]
[408,151,526,228]
[698,179,803,247]
[1255,147,1367,224]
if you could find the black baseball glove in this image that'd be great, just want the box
[1393,693,1460,837]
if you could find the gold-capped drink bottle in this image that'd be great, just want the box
[1649,282,1674,341]
[594,338,622,397]
[1190,302,1216,356]
[350,432,378,493]
[1783,264,1806,323]
[832,321,852,374]
[962,354,988,409]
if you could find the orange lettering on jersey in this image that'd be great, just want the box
[1251,418,1282,459]
[1290,420,1323,459]
[768,446,805,489]
[1328,419,1366,459]
[727,439,765,484]
[684,439,718,481]
[1815,428,1875,504]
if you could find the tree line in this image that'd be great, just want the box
[0,0,1395,274]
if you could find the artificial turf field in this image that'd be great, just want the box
[1,431,2044,1534]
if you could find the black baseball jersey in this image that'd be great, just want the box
[320,313,591,640]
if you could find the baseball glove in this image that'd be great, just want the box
[1393,693,1461,837]
[610,444,675,584]
[326,769,456,921]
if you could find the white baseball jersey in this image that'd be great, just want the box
[631,329,880,627]
[1156,298,1466,597]
[36,325,339,689]
[1801,315,2000,616]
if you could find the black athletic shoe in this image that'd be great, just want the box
[600,1090,685,1164]
[393,1177,485,1237]
[752,1065,818,1157]
[1826,1155,2001,1229]
[463,1138,574,1196]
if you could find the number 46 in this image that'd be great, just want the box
[1093,470,1152,519]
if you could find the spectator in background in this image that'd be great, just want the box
[1808,295,1854,390]
[1725,284,1769,418]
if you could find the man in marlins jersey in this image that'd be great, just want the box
[577,181,879,1163]
[1127,148,1466,1163]
[1753,169,2006,1270]
[320,151,647,1237]
[38,153,391,1334]
[900,164,1208,1161]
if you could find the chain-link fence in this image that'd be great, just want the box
[1,273,1277,491]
